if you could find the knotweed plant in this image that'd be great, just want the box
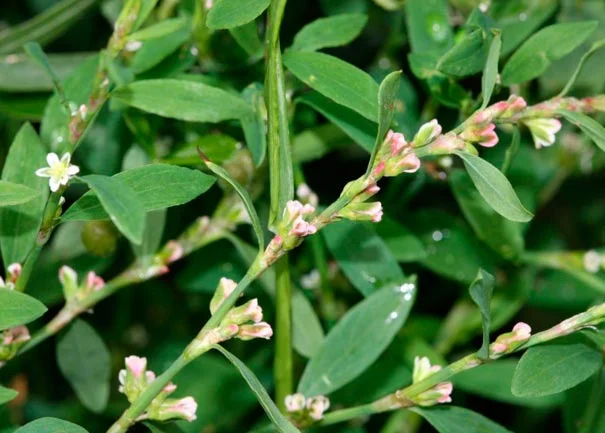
[0,1,604,433]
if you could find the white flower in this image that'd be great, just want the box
[35,152,79,192]
[524,118,562,149]
[285,393,306,412]
[583,250,602,273]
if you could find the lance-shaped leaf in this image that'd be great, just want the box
[0,181,40,207]
[289,14,367,52]
[214,345,301,433]
[468,269,495,359]
[207,0,271,30]
[241,83,267,166]
[558,110,605,153]
[0,289,47,330]
[481,31,501,110]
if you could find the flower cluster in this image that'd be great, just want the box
[0,263,21,291]
[35,152,80,193]
[374,130,422,178]
[490,322,532,357]
[285,393,330,426]
[408,356,453,407]
[118,356,197,422]
[58,266,105,303]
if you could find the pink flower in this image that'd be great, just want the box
[387,130,407,155]
[373,161,386,177]
[168,396,198,421]
[477,123,499,147]
[237,322,273,341]
[163,383,177,393]
[285,393,306,412]
[125,356,147,379]
[512,322,532,338]
[210,277,238,314]
[435,382,453,403]
[290,217,317,237]
[7,263,21,283]
[164,241,184,264]
[85,271,105,292]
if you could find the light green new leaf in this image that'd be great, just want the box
[414,406,513,433]
[367,70,401,175]
[0,289,47,330]
[14,418,89,433]
[133,0,160,31]
[298,281,416,396]
[558,110,605,153]
[241,83,267,166]
[0,181,40,207]
[207,0,271,30]
[229,22,264,60]
[62,164,216,221]
[284,51,379,122]
[297,92,376,153]
[454,151,533,222]
[0,385,18,405]
[450,169,524,258]
[79,175,145,245]
[481,31,501,110]
[438,29,489,77]
[112,79,253,123]
[290,14,367,52]
[214,345,301,433]
[468,268,495,359]
[501,21,598,86]
[204,161,264,251]
[57,320,111,413]
[0,123,49,266]
[512,340,603,397]
[323,220,405,296]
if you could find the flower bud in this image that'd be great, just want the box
[290,217,317,237]
[412,356,442,383]
[0,326,31,361]
[490,322,532,356]
[210,277,237,315]
[59,266,79,301]
[413,119,442,147]
[338,202,383,223]
[85,271,105,292]
[296,183,319,208]
[285,393,306,412]
[125,355,147,379]
[387,130,407,155]
[428,133,466,155]
[237,322,273,341]
[7,263,21,284]
[461,123,499,147]
[306,395,330,421]
[384,150,421,176]
[414,381,453,406]
[152,396,198,422]
[160,241,184,264]
[118,355,155,402]
[223,299,263,325]
[524,118,562,148]
[586,95,605,112]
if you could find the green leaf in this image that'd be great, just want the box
[229,22,264,60]
[468,269,495,359]
[481,31,501,110]
[204,161,264,251]
[132,210,166,265]
[453,360,564,408]
[454,151,533,223]
[112,79,253,123]
[512,339,603,397]
[23,42,67,106]
[0,0,98,55]
[162,134,238,166]
[450,169,524,259]
[14,418,89,433]
[133,0,160,32]
[0,181,40,207]
[375,217,427,263]
[558,110,605,153]
[323,220,405,296]
[0,289,47,330]
[297,92,376,153]
[62,164,216,221]
[241,83,267,166]
[0,123,49,266]
[56,320,111,413]
[130,23,192,74]
[404,0,453,54]
[283,51,379,122]
[498,1,557,56]
[437,28,489,77]
[366,71,400,175]
[289,14,367,52]
[563,367,605,433]
[214,346,301,433]
[414,406,512,433]
[207,0,271,30]
[559,39,605,97]
[298,281,416,396]
[128,17,189,41]
[0,385,18,405]
[292,289,325,359]
[79,175,145,245]
[501,21,598,86]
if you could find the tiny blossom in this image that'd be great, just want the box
[125,355,147,378]
[387,130,407,154]
[306,396,330,421]
[413,119,442,146]
[285,393,306,412]
[512,322,532,339]
[225,298,263,325]
[237,322,273,341]
[210,277,238,314]
[35,152,80,192]
[300,269,321,290]
[476,123,499,147]
[583,250,602,273]
[296,183,319,207]
[2,326,30,346]
[524,118,562,148]
[435,382,453,403]
[85,271,105,292]
[7,263,21,283]
[413,356,441,383]
[290,216,317,237]
[163,241,184,264]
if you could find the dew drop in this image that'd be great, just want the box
[519,13,527,21]
[425,13,449,43]
[386,311,399,323]
[432,230,444,242]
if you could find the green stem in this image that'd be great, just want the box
[274,255,293,412]
[107,354,189,433]
[320,403,375,426]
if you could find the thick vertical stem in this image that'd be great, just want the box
[274,255,293,411]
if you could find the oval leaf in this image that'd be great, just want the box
[290,14,367,52]
[15,418,89,433]
[79,175,146,245]
[63,164,215,221]
[112,79,253,123]
[0,181,40,207]
[56,320,111,413]
[298,281,416,396]
[512,340,603,398]
[501,21,598,86]
[0,385,18,405]
[207,0,270,30]
[558,110,605,153]
[214,346,301,433]
[283,51,379,122]
[0,288,47,330]
[454,151,533,222]
[438,29,488,77]
[414,406,512,433]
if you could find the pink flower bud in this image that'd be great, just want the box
[164,241,184,264]
[306,395,330,420]
[125,356,147,379]
[237,322,273,341]
[290,217,317,237]
[2,326,30,346]
[210,277,238,314]
[512,322,532,339]
[435,382,453,403]
[163,383,177,393]
[166,396,198,421]
[146,371,156,383]
[7,263,21,283]
[373,161,386,177]
[85,271,105,292]
[413,356,442,383]
[387,130,407,155]
[224,299,264,325]
[285,393,306,412]
[413,119,442,146]
[477,123,499,147]
[339,202,383,223]
[384,150,421,176]
[490,342,508,354]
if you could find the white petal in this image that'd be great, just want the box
[59,174,70,186]
[67,165,80,175]
[35,168,51,177]
[60,152,71,164]
[49,178,61,192]
[46,153,60,166]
